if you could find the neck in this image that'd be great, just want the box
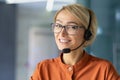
[62,49,84,65]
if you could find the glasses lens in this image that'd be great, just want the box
[51,23,82,34]
[52,23,62,33]
[66,26,79,34]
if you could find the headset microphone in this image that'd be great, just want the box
[62,48,71,53]
[62,41,85,53]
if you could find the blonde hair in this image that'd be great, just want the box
[54,4,97,47]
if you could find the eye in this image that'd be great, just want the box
[71,26,78,30]
[55,24,59,27]
[55,23,63,28]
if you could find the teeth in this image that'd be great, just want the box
[60,39,69,43]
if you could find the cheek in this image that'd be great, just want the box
[73,32,85,43]
[72,37,81,44]
[78,30,85,40]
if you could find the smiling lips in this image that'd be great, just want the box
[59,39,71,43]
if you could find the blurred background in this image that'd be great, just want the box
[0,0,120,80]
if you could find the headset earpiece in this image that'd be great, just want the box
[84,29,92,40]
[84,11,92,41]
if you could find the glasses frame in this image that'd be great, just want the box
[51,23,85,35]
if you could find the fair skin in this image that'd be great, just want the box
[54,10,85,65]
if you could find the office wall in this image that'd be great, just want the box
[90,0,120,73]
[16,3,58,80]
[0,3,16,80]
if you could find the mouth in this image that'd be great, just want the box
[58,38,71,50]
[59,39,71,43]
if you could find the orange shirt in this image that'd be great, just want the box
[30,51,120,80]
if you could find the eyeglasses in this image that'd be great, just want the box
[51,23,85,35]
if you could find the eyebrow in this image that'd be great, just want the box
[56,19,78,25]
[67,22,78,25]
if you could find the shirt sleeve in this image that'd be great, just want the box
[105,62,120,80]
[30,63,41,80]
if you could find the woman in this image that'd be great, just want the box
[30,4,120,80]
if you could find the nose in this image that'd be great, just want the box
[59,27,68,36]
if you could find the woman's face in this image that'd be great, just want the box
[54,10,85,50]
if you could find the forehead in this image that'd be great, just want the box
[56,10,81,25]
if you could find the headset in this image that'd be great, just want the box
[84,12,92,41]
[62,12,92,53]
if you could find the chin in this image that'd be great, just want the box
[58,46,69,51]
[57,43,71,50]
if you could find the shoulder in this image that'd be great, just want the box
[37,57,60,68]
[88,54,113,68]
[88,54,119,79]
[88,54,118,74]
